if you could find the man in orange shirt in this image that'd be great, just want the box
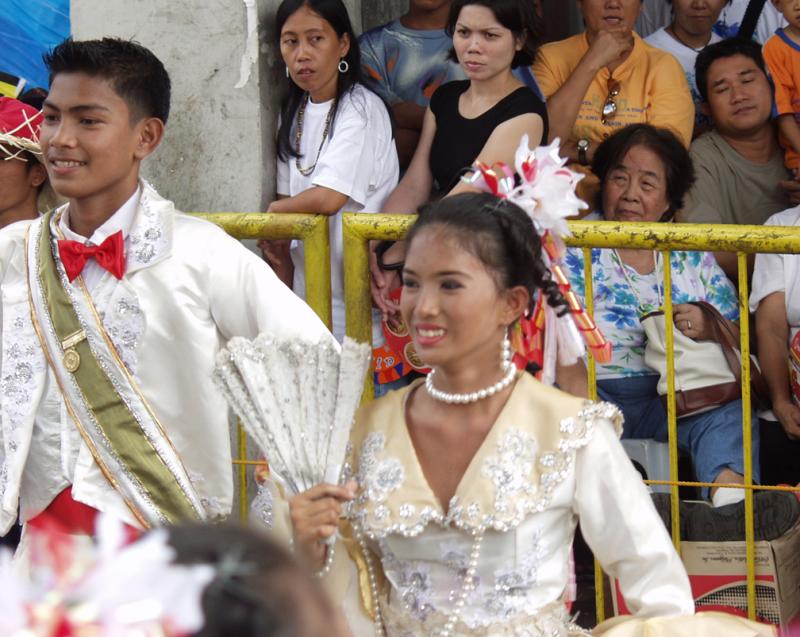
[533,0,694,169]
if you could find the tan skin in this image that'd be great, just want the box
[603,144,742,495]
[0,149,47,228]
[756,291,800,440]
[545,0,639,163]
[40,73,164,238]
[696,54,800,279]
[371,3,543,316]
[291,226,530,567]
[259,5,351,284]
[667,0,728,51]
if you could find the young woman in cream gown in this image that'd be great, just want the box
[288,192,774,637]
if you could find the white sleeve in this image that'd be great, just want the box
[750,211,792,312]
[207,226,335,346]
[312,93,386,208]
[574,420,695,618]
[277,155,290,197]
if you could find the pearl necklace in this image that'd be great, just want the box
[425,332,516,404]
[426,363,516,404]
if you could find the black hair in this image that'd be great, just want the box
[405,192,568,319]
[275,0,367,161]
[43,38,171,124]
[591,124,695,220]
[695,37,767,103]
[18,87,48,111]
[168,524,337,637]
[446,0,542,69]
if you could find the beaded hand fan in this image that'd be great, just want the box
[213,334,371,495]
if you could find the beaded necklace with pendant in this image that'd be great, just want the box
[294,93,337,177]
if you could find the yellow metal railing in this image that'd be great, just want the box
[342,214,800,624]
[192,212,332,521]
[203,211,800,626]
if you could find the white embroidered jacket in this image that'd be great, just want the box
[0,181,333,532]
[343,375,694,636]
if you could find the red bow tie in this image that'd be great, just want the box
[57,231,126,282]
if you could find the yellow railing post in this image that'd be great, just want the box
[193,212,332,328]
[661,251,681,551]
[342,213,416,402]
[191,212,333,522]
[738,252,757,620]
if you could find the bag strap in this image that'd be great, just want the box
[691,302,743,384]
[739,0,767,41]
[691,301,769,406]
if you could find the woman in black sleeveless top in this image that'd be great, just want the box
[373,0,548,312]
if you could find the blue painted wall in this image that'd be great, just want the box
[0,0,70,90]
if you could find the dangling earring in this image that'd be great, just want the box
[502,327,513,370]
[285,66,290,78]
[338,58,349,73]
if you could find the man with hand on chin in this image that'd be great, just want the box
[533,0,694,174]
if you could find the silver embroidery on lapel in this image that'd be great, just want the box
[1,306,45,450]
[127,187,168,267]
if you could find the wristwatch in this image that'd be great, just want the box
[577,138,590,165]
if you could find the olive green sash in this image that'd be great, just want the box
[29,212,204,527]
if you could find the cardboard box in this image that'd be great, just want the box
[611,520,800,635]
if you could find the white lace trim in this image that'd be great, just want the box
[381,598,591,637]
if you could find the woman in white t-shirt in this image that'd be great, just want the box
[750,207,800,486]
[263,0,399,343]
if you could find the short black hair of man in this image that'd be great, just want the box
[43,38,171,124]
[591,124,695,220]
[695,37,767,104]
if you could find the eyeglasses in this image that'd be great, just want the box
[602,79,621,125]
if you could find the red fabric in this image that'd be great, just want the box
[0,96,42,140]
[57,230,126,282]
[28,488,139,541]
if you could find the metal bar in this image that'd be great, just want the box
[644,479,800,491]
[661,252,681,551]
[567,221,800,253]
[738,252,757,621]
[342,215,376,401]
[191,212,333,329]
[583,247,598,402]
[342,214,417,402]
[582,246,604,622]
[238,423,248,522]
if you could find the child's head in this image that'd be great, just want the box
[668,0,731,38]
[168,524,349,637]
[772,0,800,31]
[40,38,169,206]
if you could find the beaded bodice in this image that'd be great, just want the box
[344,375,622,635]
